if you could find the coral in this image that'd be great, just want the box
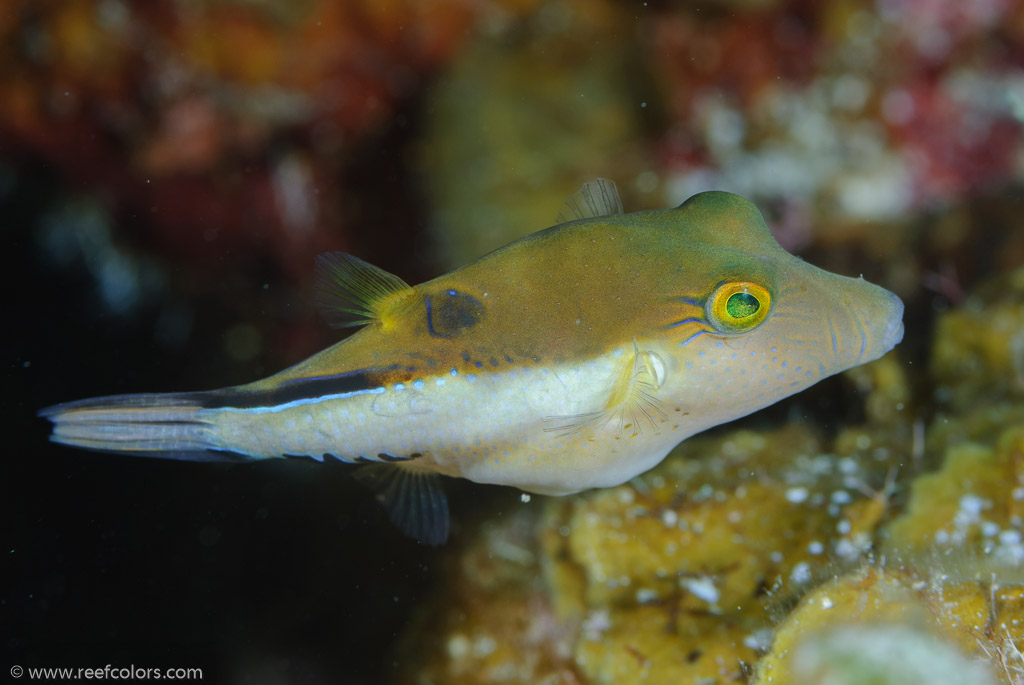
[394,419,911,684]
[649,0,1024,234]
[930,267,1024,410]
[389,508,579,685]
[882,424,1024,577]
[753,566,1008,685]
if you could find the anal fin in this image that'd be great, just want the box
[353,463,450,545]
[545,343,668,438]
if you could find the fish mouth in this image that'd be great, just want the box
[843,287,904,366]
[882,294,905,350]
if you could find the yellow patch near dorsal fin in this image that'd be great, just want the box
[555,178,625,224]
[314,252,419,330]
[545,342,667,439]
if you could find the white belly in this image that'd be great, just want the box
[206,342,697,495]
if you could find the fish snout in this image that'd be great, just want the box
[881,291,905,351]
[839,281,905,366]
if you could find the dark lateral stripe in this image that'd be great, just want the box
[203,368,393,409]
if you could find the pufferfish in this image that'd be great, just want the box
[41,180,904,544]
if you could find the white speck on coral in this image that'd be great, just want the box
[681,576,720,606]
[520,493,531,503]
[838,457,859,475]
[831,489,852,505]
[743,628,774,651]
[786,487,809,503]
[959,493,988,517]
[791,562,812,584]
[662,509,678,527]
[999,529,1022,546]
[473,636,496,657]
[447,633,470,659]
[834,538,859,560]
[636,588,657,603]
[821,596,834,610]
[582,609,611,641]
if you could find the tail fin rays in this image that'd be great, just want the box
[39,392,243,462]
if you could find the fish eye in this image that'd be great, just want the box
[707,282,771,332]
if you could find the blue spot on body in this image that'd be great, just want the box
[685,361,694,370]
[413,380,425,390]
[771,346,778,352]
[504,355,513,363]
[394,383,405,391]
[781,361,788,367]
[716,342,723,348]
[474,361,483,368]
[450,368,458,376]
[750,350,757,357]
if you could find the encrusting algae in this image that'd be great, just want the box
[390,266,1024,685]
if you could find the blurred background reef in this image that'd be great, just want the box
[3,0,1023,683]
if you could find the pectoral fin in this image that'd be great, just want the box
[314,252,419,329]
[545,343,667,438]
[353,463,450,545]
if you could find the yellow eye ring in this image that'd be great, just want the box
[707,282,771,332]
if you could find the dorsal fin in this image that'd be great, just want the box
[314,252,418,329]
[555,178,625,224]
[353,463,450,545]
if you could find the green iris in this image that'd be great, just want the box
[725,292,760,319]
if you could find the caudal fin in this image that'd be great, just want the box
[39,392,245,462]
